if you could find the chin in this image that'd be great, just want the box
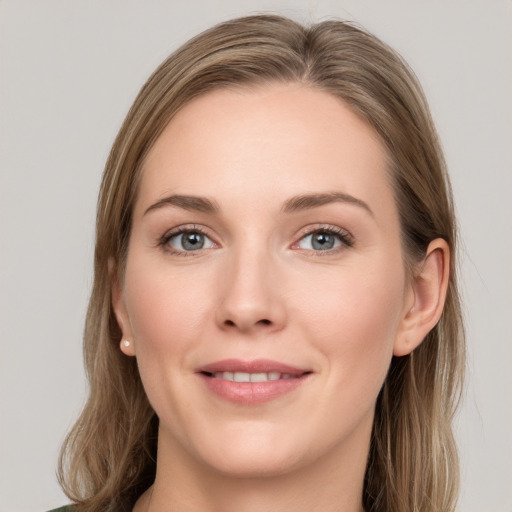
[187,422,313,478]
[205,449,302,479]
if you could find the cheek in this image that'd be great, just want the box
[121,259,217,423]
[122,257,218,397]
[298,260,406,388]
[125,258,210,342]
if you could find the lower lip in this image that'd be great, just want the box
[198,374,309,405]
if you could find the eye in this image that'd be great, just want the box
[165,229,216,252]
[294,228,353,252]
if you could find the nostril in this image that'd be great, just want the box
[223,318,271,327]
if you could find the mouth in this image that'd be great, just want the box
[196,359,312,405]
[201,371,305,382]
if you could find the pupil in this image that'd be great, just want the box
[182,232,204,250]
[312,232,334,250]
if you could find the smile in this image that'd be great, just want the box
[197,359,312,405]
[207,372,300,382]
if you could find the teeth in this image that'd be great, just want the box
[211,371,296,382]
[250,373,267,382]
[234,372,250,382]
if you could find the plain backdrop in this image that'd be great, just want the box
[0,1,511,511]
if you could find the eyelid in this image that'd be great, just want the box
[158,224,219,255]
[156,223,353,255]
[290,224,354,252]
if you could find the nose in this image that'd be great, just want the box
[215,247,286,335]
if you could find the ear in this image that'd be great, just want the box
[394,238,450,357]
[109,258,136,357]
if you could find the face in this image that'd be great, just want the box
[113,84,415,478]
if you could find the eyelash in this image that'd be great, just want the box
[292,225,354,255]
[158,225,216,257]
[158,224,354,256]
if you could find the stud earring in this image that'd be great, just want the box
[121,340,131,348]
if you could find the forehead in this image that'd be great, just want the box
[137,83,394,219]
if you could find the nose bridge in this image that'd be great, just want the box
[216,237,285,333]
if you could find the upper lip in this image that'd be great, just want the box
[197,358,310,376]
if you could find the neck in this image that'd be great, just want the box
[136,423,370,512]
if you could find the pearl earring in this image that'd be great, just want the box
[121,340,131,348]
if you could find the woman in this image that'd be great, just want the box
[53,14,464,512]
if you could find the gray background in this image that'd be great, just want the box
[0,1,511,511]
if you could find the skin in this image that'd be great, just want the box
[113,83,449,512]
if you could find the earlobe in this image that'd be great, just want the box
[120,339,135,356]
[393,238,450,357]
[110,258,136,357]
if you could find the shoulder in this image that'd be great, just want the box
[45,507,74,512]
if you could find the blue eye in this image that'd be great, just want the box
[296,229,351,251]
[167,230,215,252]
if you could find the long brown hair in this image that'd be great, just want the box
[58,14,465,512]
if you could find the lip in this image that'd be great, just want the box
[198,358,308,375]
[196,359,312,405]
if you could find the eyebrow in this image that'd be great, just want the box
[282,192,374,216]
[143,191,373,217]
[144,194,220,215]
